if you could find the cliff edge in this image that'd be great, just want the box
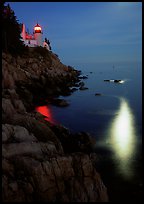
[2,49,109,202]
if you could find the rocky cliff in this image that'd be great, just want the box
[2,49,109,202]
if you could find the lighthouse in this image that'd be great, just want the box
[20,22,50,49]
[34,23,43,46]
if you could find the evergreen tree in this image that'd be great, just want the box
[45,37,52,50]
[2,2,28,55]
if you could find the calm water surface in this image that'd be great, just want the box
[36,62,142,201]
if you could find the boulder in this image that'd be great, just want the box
[11,114,63,153]
[104,79,123,83]
[51,98,69,107]
[2,124,14,143]
[79,75,88,79]
[2,98,16,122]
[95,93,102,96]
[79,86,88,90]
[12,99,26,113]
[114,79,122,83]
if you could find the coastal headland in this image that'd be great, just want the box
[2,48,109,202]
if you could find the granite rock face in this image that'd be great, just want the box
[2,51,109,202]
[2,130,108,202]
[2,51,80,109]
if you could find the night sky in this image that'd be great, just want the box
[7,2,142,66]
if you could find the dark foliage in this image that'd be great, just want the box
[2,2,28,56]
[45,37,52,50]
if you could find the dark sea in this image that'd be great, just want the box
[36,61,142,201]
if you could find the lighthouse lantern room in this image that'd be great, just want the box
[34,23,42,33]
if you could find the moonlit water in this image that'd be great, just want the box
[107,97,137,178]
[36,61,142,200]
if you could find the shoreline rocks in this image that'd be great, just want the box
[50,98,69,107]
[2,51,109,202]
[95,93,102,96]
[79,81,89,91]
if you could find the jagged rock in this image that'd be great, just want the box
[95,93,102,96]
[52,127,96,154]
[79,81,85,87]
[2,152,108,202]
[2,159,14,177]
[2,177,26,202]
[2,124,14,143]
[2,142,42,159]
[10,114,63,153]
[40,75,46,85]
[2,98,16,121]
[7,89,19,100]
[71,87,78,92]
[12,99,26,113]
[2,51,109,202]
[79,86,88,90]
[13,125,37,143]
[104,79,123,83]
[114,79,122,83]
[79,75,88,79]
[32,63,38,70]
[51,98,69,107]
[2,70,15,89]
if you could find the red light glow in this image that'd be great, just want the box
[34,23,42,33]
[34,24,42,32]
[36,105,56,124]
[25,34,33,40]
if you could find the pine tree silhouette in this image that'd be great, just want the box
[2,2,27,55]
[45,37,52,50]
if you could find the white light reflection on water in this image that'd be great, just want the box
[108,97,136,178]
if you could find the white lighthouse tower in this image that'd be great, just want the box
[34,23,43,46]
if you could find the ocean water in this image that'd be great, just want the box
[36,62,142,201]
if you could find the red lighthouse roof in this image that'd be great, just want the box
[34,23,42,33]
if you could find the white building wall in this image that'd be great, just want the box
[24,40,37,47]
[34,33,42,46]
